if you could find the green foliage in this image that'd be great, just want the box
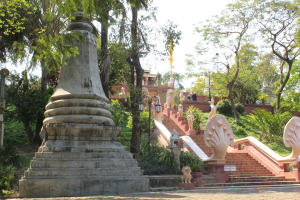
[5,72,54,143]
[110,99,132,151]
[0,144,21,194]
[180,151,203,172]
[137,141,179,175]
[0,0,30,62]
[3,121,27,145]
[98,42,130,93]
[110,99,131,127]
[281,62,300,112]
[216,100,233,116]
[0,166,16,194]
[0,144,20,167]
[127,110,150,135]
[160,72,185,90]
[235,103,245,115]
[162,20,182,56]
[242,109,292,142]
[191,77,206,96]
[264,141,291,157]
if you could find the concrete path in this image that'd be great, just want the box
[8,185,300,200]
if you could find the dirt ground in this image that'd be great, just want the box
[4,185,300,200]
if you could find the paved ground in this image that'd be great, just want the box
[7,185,300,200]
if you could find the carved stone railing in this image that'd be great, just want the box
[153,111,209,161]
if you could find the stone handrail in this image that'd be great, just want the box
[153,112,209,160]
[234,136,297,163]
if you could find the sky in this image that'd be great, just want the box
[143,0,233,88]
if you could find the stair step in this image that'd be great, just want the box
[229,175,285,180]
[230,178,296,182]
[204,181,300,187]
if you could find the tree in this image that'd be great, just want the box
[125,0,148,154]
[162,20,182,78]
[1,0,83,142]
[90,0,126,97]
[255,0,300,109]
[195,0,256,122]
[231,44,259,103]
[160,72,185,90]
[5,71,54,144]
[97,42,130,94]
[0,0,30,62]
[280,61,300,111]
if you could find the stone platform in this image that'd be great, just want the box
[19,124,149,197]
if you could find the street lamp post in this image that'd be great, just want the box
[139,95,162,151]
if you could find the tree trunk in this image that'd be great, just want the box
[275,61,292,110]
[99,8,111,98]
[24,120,34,144]
[127,6,144,155]
[33,62,48,145]
[227,81,239,123]
[127,55,144,155]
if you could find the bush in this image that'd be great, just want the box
[0,166,15,194]
[242,109,292,142]
[216,100,233,116]
[0,144,20,167]
[180,151,203,172]
[235,103,245,115]
[0,144,20,195]
[136,141,180,175]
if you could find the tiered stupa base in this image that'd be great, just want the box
[19,123,149,197]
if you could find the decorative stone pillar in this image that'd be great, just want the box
[19,13,148,198]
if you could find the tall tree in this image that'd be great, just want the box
[1,0,79,143]
[255,0,300,109]
[195,0,256,122]
[91,0,126,97]
[5,71,54,143]
[126,0,147,154]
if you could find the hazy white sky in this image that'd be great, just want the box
[144,0,233,86]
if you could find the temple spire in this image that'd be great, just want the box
[169,41,174,78]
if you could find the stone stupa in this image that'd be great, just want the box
[19,13,149,198]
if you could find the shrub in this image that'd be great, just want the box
[235,103,245,115]
[0,144,20,195]
[180,151,203,172]
[136,141,179,175]
[0,166,15,194]
[242,109,292,142]
[216,100,233,116]
[0,144,20,167]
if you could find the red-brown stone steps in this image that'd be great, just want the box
[189,135,214,157]
[203,180,300,187]
[162,114,186,135]
[225,153,274,177]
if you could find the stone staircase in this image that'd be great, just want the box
[162,114,186,136]
[160,113,300,187]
